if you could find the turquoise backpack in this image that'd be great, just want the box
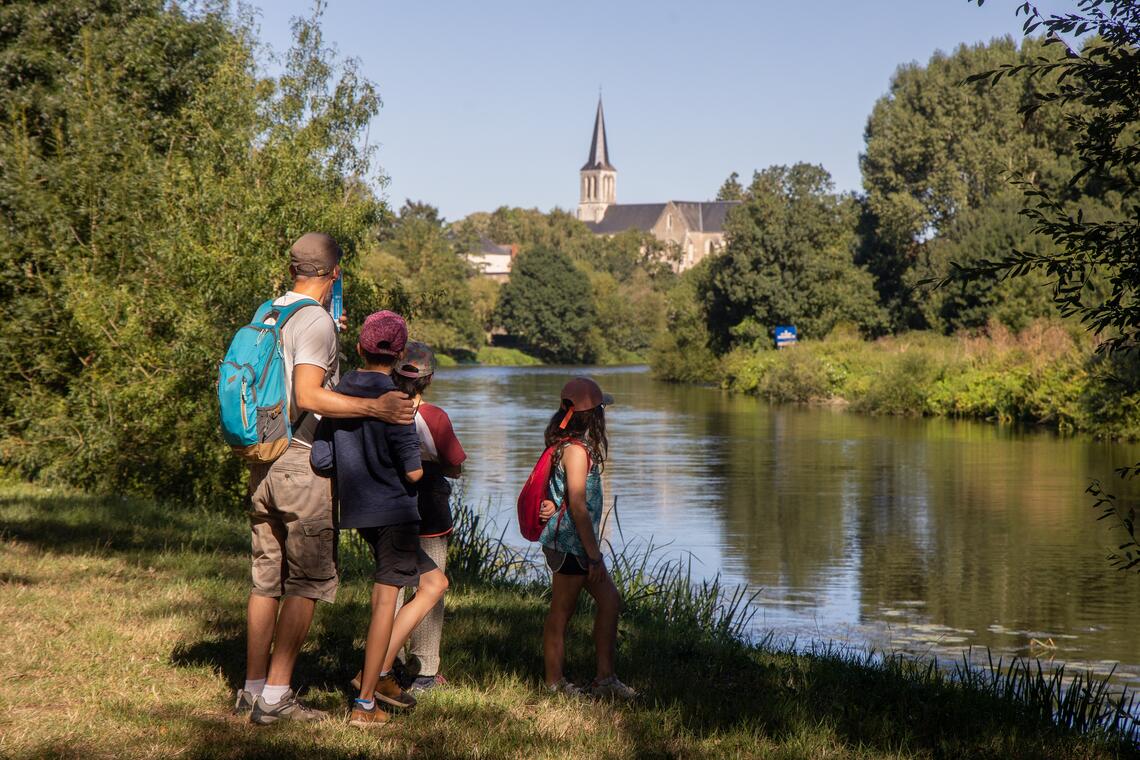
[217,298,322,462]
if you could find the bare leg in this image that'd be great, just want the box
[544,573,587,686]
[245,594,279,681]
[383,569,448,671]
[405,536,449,675]
[265,596,316,687]
[585,570,621,681]
[360,584,400,699]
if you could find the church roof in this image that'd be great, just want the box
[585,201,740,235]
[585,203,667,234]
[672,201,739,233]
[581,98,615,172]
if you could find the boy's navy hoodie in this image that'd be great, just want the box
[310,370,421,529]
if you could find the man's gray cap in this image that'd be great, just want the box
[290,232,343,277]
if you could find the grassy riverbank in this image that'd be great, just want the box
[702,321,1140,439]
[1,483,1137,759]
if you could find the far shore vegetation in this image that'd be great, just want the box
[654,319,1140,440]
[1,482,1137,759]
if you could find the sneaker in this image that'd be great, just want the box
[232,689,256,716]
[589,675,636,700]
[545,677,583,696]
[348,700,390,728]
[350,671,417,710]
[409,674,447,693]
[249,689,329,725]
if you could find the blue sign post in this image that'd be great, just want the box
[775,325,797,349]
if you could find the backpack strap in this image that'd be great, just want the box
[260,297,323,329]
[257,297,326,429]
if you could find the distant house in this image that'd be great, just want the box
[576,98,740,271]
[467,237,516,282]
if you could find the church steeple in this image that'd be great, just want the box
[582,98,615,171]
[578,97,617,223]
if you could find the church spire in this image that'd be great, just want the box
[577,96,617,223]
[581,97,615,171]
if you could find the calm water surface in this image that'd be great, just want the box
[430,364,1140,684]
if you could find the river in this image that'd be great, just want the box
[428,364,1140,685]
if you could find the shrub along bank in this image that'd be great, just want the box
[0,482,1137,759]
[696,321,1140,439]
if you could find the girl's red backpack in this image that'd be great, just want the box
[517,440,589,541]
[517,444,559,541]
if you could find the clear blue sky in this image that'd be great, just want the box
[252,1,1032,222]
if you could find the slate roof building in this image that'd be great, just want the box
[576,98,739,271]
[466,237,516,282]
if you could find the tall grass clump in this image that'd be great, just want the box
[608,539,760,642]
[447,499,541,587]
[951,653,1139,740]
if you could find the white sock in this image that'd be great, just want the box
[354,698,375,710]
[378,670,390,678]
[261,684,290,705]
[243,678,266,696]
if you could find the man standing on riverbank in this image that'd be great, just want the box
[236,233,416,724]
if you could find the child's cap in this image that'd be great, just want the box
[396,341,437,379]
[558,377,613,429]
[359,310,407,356]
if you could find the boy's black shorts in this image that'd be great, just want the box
[357,522,437,587]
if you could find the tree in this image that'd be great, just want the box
[494,248,596,363]
[453,206,677,360]
[860,35,1078,329]
[701,164,887,352]
[921,192,1057,333]
[960,1,1139,353]
[962,1,1140,572]
[651,261,718,383]
[469,277,501,339]
[376,201,481,353]
[0,2,388,505]
[590,269,666,361]
[717,171,745,201]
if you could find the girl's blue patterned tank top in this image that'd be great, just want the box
[539,442,603,557]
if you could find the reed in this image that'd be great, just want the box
[448,494,1140,744]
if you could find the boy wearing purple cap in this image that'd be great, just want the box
[310,310,449,727]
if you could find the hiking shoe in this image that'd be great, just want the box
[350,671,417,710]
[589,676,636,700]
[232,689,256,716]
[546,678,583,696]
[348,700,390,728]
[374,672,417,709]
[249,689,329,725]
[409,674,447,693]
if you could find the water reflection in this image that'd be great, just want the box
[431,364,1140,683]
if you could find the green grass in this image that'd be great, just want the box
[710,320,1140,439]
[474,346,544,367]
[0,483,1137,759]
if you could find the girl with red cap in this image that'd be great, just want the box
[537,377,635,699]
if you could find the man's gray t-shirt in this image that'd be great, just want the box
[271,291,340,447]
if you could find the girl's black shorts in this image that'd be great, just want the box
[543,546,588,576]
